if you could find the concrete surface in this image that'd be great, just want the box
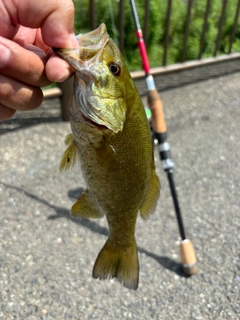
[0,70,240,319]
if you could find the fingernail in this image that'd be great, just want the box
[55,67,72,82]
[47,57,72,82]
[0,43,11,68]
[69,33,79,48]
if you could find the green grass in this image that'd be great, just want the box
[72,0,240,71]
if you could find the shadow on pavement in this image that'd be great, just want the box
[2,182,187,277]
[0,116,62,135]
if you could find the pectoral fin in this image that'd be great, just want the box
[140,170,160,220]
[71,190,103,219]
[59,134,78,172]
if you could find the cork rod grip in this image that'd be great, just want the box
[180,239,198,275]
[147,89,167,134]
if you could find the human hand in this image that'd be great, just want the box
[0,0,79,121]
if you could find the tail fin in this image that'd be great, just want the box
[92,238,139,290]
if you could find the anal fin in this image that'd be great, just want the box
[71,190,103,219]
[140,170,160,220]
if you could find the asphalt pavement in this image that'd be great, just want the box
[0,68,240,319]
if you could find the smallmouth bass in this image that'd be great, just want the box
[55,23,160,290]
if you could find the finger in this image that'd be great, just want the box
[28,29,76,82]
[0,37,51,87]
[45,52,74,82]
[12,26,38,47]
[0,74,43,112]
[2,0,77,48]
[13,26,51,54]
[0,104,16,121]
[34,28,51,53]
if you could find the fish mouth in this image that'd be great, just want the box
[81,114,109,130]
[76,24,109,63]
[53,23,109,69]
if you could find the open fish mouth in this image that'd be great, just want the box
[54,24,109,69]
[81,114,109,130]
[76,24,109,63]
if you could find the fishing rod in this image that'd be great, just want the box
[129,0,197,275]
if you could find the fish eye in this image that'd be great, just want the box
[109,63,121,76]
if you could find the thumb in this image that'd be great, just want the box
[2,0,78,48]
